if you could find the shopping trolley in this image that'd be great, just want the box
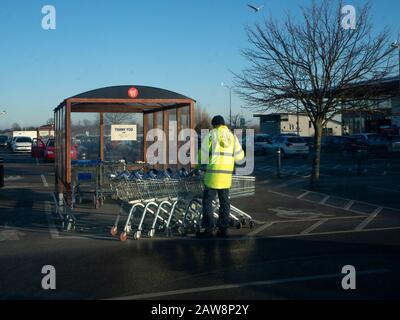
[109,170,186,241]
[71,160,103,209]
[178,172,256,236]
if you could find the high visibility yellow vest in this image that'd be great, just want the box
[197,125,245,189]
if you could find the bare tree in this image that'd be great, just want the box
[11,123,21,131]
[195,104,212,133]
[103,113,138,125]
[235,0,397,187]
[229,112,252,129]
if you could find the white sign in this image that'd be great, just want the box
[111,124,137,141]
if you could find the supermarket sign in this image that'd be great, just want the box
[111,124,137,141]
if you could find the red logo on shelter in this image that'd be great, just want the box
[128,87,139,98]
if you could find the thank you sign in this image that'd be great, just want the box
[111,124,137,141]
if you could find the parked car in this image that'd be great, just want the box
[8,137,17,149]
[11,136,32,152]
[265,136,309,158]
[302,137,314,150]
[341,136,368,155]
[386,135,400,154]
[32,138,78,161]
[0,135,8,148]
[321,136,349,151]
[254,134,272,155]
[350,133,389,156]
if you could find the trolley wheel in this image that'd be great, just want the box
[178,226,187,237]
[165,227,172,238]
[119,232,128,242]
[195,225,202,238]
[235,221,242,230]
[110,226,118,236]
[134,230,141,240]
[94,194,101,209]
[148,229,155,238]
[249,220,255,229]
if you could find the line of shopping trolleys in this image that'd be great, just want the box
[54,160,256,241]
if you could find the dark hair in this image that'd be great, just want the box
[211,115,225,126]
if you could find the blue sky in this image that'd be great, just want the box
[0,0,399,129]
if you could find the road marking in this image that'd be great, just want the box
[40,174,49,187]
[300,219,328,235]
[269,207,333,220]
[107,269,389,300]
[319,196,330,205]
[269,225,400,238]
[275,183,288,188]
[0,228,25,241]
[267,190,294,198]
[297,191,311,199]
[4,175,23,181]
[369,186,400,193]
[344,200,355,210]
[355,207,383,231]
[248,222,275,236]
[45,201,59,238]
[35,157,39,166]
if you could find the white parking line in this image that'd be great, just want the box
[300,219,328,235]
[355,207,383,231]
[319,196,330,205]
[268,225,400,238]
[40,174,49,187]
[45,201,59,239]
[107,269,389,300]
[344,200,355,210]
[248,222,275,236]
[297,191,311,199]
[369,186,400,193]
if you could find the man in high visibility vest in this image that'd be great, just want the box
[196,115,245,238]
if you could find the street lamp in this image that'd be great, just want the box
[221,82,233,128]
[391,41,400,87]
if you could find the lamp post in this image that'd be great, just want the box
[392,41,400,82]
[221,82,233,128]
[391,41,400,134]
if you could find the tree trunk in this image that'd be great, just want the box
[310,121,323,189]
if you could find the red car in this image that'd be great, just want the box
[32,138,78,162]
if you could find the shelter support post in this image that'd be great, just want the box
[176,107,181,169]
[163,110,169,170]
[143,113,149,164]
[189,102,195,168]
[99,113,104,161]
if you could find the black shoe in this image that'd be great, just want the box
[216,229,228,238]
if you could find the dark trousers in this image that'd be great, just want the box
[202,187,230,231]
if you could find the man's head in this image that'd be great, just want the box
[211,115,225,128]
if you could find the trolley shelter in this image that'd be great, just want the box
[54,85,196,198]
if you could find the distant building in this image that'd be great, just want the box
[340,77,399,134]
[253,113,342,137]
